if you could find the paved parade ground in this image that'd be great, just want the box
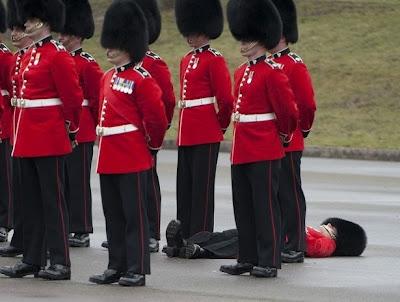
[0,149,399,302]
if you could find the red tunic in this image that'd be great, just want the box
[9,48,29,145]
[12,36,83,157]
[177,45,234,146]
[231,55,298,165]
[270,48,316,152]
[96,63,167,174]
[142,50,175,126]
[0,43,14,140]
[71,48,103,143]
[305,226,336,257]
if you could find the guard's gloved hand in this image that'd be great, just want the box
[69,132,78,149]
[279,132,292,148]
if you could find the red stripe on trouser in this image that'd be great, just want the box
[83,145,88,232]
[5,142,12,226]
[151,165,160,235]
[290,153,302,251]
[137,174,144,273]
[267,162,277,267]
[203,145,212,230]
[56,158,69,265]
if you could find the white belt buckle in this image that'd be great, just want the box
[233,112,240,122]
[179,100,186,109]
[19,99,26,108]
[96,126,104,136]
[11,98,18,107]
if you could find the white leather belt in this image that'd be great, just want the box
[178,97,215,109]
[96,124,138,137]
[1,90,9,96]
[13,98,62,108]
[232,112,276,123]
[82,99,89,106]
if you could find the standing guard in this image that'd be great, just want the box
[0,0,14,243]
[269,0,317,263]
[220,0,298,278]
[174,0,234,239]
[89,0,167,286]
[0,0,33,258]
[59,0,103,248]
[0,0,83,280]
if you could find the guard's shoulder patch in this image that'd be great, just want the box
[146,51,161,60]
[288,52,303,63]
[0,43,11,53]
[50,40,66,52]
[264,59,283,69]
[208,48,222,57]
[134,65,151,78]
[80,51,96,62]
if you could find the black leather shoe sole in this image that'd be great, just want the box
[0,268,40,278]
[166,220,182,248]
[118,276,146,287]
[250,267,278,278]
[69,240,90,248]
[281,252,305,263]
[0,249,23,258]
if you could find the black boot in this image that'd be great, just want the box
[101,241,109,249]
[281,251,304,263]
[89,269,124,284]
[0,261,40,278]
[250,266,278,278]
[0,245,23,257]
[220,262,253,275]
[161,245,180,258]
[37,265,71,280]
[166,220,183,248]
[118,273,146,287]
[149,238,159,253]
[179,244,205,259]
[69,233,90,248]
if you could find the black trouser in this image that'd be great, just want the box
[177,143,220,239]
[187,229,238,259]
[10,157,23,249]
[20,156,70,267]
[0,139,12,229]
[278,151,306,253]
[100,172,150,275]
[232,160,282,269]
[65,142,94,234]
[146,153,161,240]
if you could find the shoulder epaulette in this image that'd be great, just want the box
[264,59,282,70]
[80,51,96,62]
[146,51,161,60]
[50,40,66,52]
[288,52,303,63]
[208,48,222,57]
[134,66,151,78]
[0,43,11,53]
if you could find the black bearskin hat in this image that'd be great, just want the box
[0,0,6,33]
[271,0,298,44]
[322,217,367,256]
[17,0,65,32]
[132,0,161,45]
[7,0,25,30]
[62,0,94,39]
[227,0,282,49]
[101,0,148,63]
[175,0,223,39]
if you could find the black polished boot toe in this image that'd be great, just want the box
[281,251,304,263]
[149,238,159,253]
[220,262,253,275]
[0,261,40,278]
[179,244,203,259]
[101,241,109,249]
[250,266,278,278]
[118,273,146,287]
[89,269,124,284]
[69,234,90,248]
[38,264,71,280]
[162,245,180,258]
[166,220,183,248]
[0,245,23,257]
